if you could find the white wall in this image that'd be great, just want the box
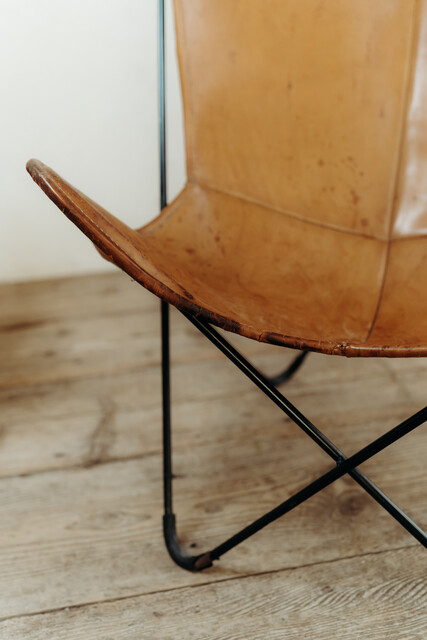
[0,0,186,283]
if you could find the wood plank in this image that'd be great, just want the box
[0,347,425,477]
[2,271,427,391]
[0,272,425,631]
[0,303,206,389]
[0,407,424,619]
[0,299,294,390]
[0,272,151,327]
[1,547,426,639]
[0,271,277,389]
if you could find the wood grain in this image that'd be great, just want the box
[1,547,426,639]
[0,344,424,476]
[0,272,425,637]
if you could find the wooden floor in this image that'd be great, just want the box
[0,272,426,639]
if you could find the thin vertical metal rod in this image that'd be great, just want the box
[158,3,200,570]
[158,0,167,211]
[162,300,172,515]
[158,0,172,516]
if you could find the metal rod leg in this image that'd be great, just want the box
[184,313,427,546]
[207,407,427,562]
[161,301,212,570]
[162,301,172,517]
[267,351,308,387]
[161,309,426,571]
[157,0,208,571]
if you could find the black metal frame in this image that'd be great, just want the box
[158,0,426,572]
[161,303,426,571]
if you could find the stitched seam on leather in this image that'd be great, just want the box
[31,164,425,357]
[196,180,387,241]
[364,0,420,345]
[36,173,250,333]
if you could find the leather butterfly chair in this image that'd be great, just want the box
[27,0,427,571]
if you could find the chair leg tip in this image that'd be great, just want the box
[194,552,213,571]
[163,513,214,571]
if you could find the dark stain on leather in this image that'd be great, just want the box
[25,0,427,361]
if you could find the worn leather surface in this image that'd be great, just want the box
[27,0,427,356]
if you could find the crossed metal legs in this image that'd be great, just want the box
[161,301,427,571]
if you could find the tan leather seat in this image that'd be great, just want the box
[27,0,427,357]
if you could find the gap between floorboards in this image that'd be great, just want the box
[0,542,415,624]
